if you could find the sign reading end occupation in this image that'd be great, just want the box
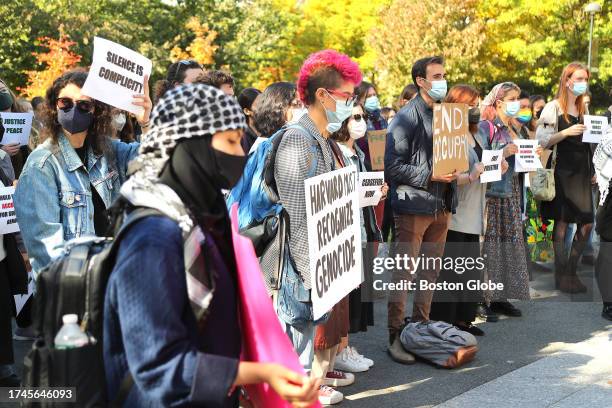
[0,112,33,146]
[433,103,470,177]
[305,165,363,320]
[82,37,152,116]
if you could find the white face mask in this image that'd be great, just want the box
[289,108,307,123]
[348,117,367,139]
[112,112,127,131]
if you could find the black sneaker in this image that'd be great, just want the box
[476,303,499,322]
[0,374,21,387]
[456,323,485,336]
[491,301,522,317]
[602,305,612,322]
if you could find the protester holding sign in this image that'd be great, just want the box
[536,62,593,294]
[479,82,532,321]
[430,85,507,336]
[331,104,385,372]
[385,56,457,365]
[0,78,31,178]
[14,69,150,277]
[273,49,362,405]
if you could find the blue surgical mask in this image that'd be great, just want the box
[323,91,354,133]
[503,100,520,117]
[571,81,588,96]
[364,95,381,112]
[426,80,447,101]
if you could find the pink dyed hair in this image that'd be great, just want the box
[297,49,362,105]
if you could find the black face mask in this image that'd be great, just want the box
[213,148,247,190]
[468,107,481,124]
[0,91,13,111]
[0,119,4,143]
[57,106,94,134]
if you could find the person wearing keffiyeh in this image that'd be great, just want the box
[103,84,320,407]
[593,128,612,321]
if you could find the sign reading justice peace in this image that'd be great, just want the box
[432,103,470,177]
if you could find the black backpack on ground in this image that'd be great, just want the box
[21,204,160,407]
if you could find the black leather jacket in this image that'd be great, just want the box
[384,94,456,215]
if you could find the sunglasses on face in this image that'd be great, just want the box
[352,114,365,121]
[325,89,357,107]
[56,97,95,113]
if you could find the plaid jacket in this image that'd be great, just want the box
[274,114,335,289]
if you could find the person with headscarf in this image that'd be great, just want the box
[593,128,612,321]
[478,82,541,322]
[103,84,320,407]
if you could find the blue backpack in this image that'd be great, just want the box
[226,123,319,261]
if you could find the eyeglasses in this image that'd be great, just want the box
[352,114,364,121]
[172,60,202,81]
[325,89,357,107]
[56,97,95,113]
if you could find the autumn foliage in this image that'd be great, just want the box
[21,34,81,99]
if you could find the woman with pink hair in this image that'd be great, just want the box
[274,49,362,405]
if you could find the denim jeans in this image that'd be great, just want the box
[277,316,315,372]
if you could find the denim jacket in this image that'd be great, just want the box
[14,133,139,276]
[478,117,523,198]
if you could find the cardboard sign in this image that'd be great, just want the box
[367,130,386,170]
[358,171,385,207]
[480,149,504,183]
[0,112,33,146]
[305,165,363,320]
[583,115,609,144]
[432,103,470,177]
[0,186,18,234]
[514,139,542,173]
[82,37,152,115]
[229,205,319,408]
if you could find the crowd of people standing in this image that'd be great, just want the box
[0,46,610,407]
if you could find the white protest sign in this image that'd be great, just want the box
[82,37,152,116]
[514,139,542,173]
[0,186,19,234]
[14,272,35,316]
[480,149,503,183]
[0,112,33,146]
[305,165,363,320]
[358,171,385,208]
[583,115,609,144]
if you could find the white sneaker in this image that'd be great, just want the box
[350,346,374,368]
[319,385,343,405]
[333,348,369,373]
[323,370,355,387]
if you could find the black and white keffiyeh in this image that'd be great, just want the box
[120,83,246,322]
[594,129,612,206]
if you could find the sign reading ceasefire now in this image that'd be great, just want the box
[432,103,470,177]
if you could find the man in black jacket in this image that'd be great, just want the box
[385,56,458,364]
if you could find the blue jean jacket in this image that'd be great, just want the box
[14,133,139,276]
[478,118,520,198]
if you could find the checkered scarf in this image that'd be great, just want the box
[594,129,612,206]
[121,83,246,322]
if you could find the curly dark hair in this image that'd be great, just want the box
[42,69,112,156]
[195,70,234,89]
[252,82,296,137]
